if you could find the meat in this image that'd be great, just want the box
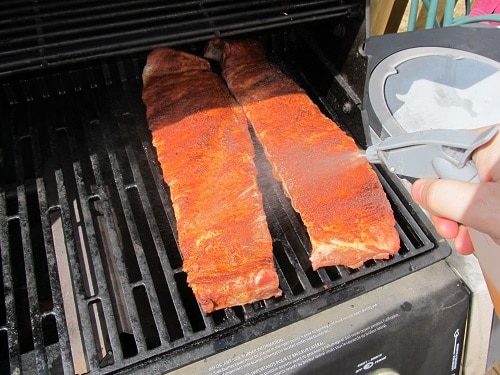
[142,47,282,313]
[205,39,400,269]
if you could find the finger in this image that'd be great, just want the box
[411,178,475,221]
[411,179,500,239]
[429,215,474,254]
[454,225,475,255]
[430,214,459,239]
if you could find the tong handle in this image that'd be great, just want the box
[469,229,500,319]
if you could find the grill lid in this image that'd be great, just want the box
[362,25,500,140]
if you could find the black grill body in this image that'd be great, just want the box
[0,1,451,374]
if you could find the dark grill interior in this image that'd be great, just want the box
[0,1,451,374]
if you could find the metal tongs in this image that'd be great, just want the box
[365,127,500,318]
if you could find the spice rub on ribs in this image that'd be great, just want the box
[205,39,400,270]
[142,48,281,313]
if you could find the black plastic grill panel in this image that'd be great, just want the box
[0,0,363,77]
[0,45,450,374]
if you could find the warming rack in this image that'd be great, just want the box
[0,0,363,77]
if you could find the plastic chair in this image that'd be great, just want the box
[407,0,500,30]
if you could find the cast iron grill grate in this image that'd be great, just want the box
[0,0,363,77]
[0,49,449,374]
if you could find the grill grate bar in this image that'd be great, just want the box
[273,255,295,298]
[13,189,48,373]
[0,190,21,374]
[31,156,77,374]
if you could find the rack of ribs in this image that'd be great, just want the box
[142,48,282,313]
[205,39,400,270]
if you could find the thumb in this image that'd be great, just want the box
[411,178,500,241]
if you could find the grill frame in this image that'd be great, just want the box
[0,32,451,373]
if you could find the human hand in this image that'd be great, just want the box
[410,124,500,255]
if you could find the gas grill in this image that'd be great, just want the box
[1,1,496,374]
